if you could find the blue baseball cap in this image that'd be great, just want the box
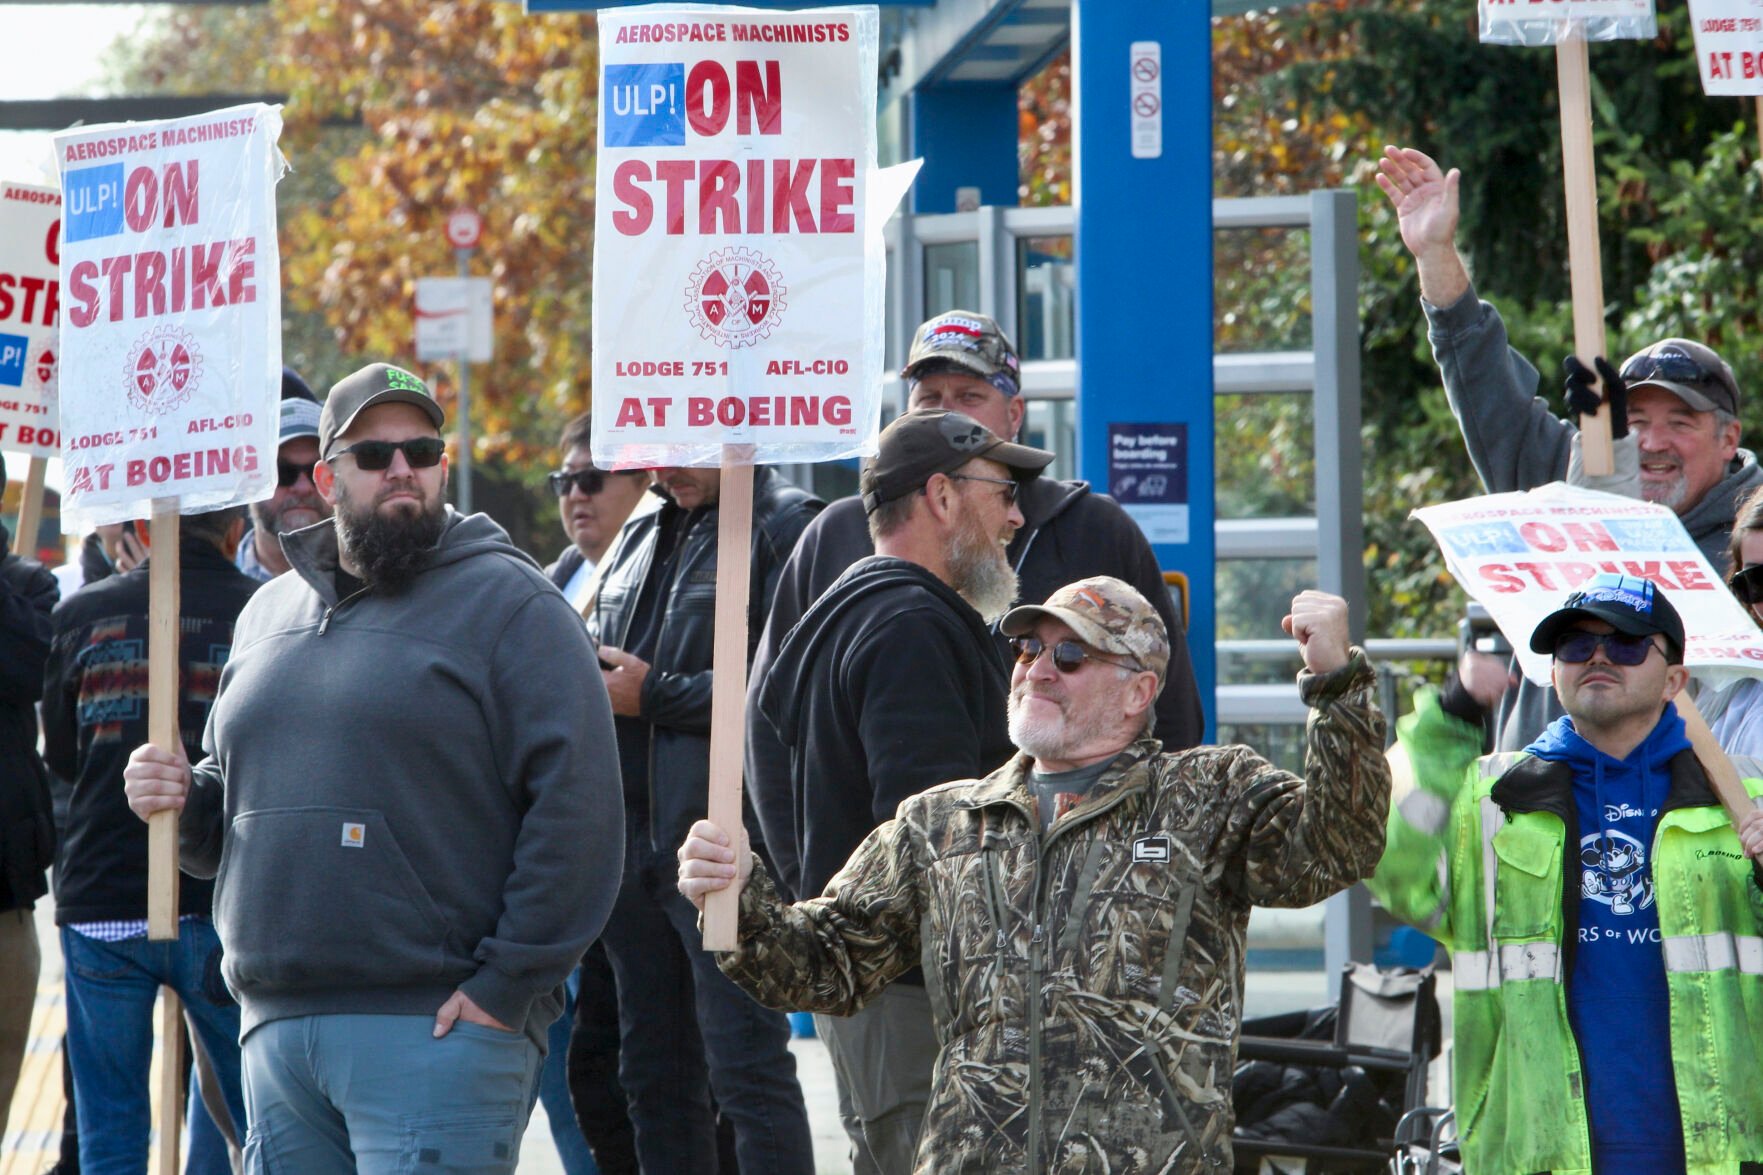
[1529,573,1685,664]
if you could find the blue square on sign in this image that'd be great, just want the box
[0,332,27,387]
[64,163,126,243]
[604,64,685,148]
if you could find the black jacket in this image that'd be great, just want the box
[591,467,821,853]
[754,556,1015,902]
[746,478,1205,872]
[44,537,258,923]
[0,525,56,911]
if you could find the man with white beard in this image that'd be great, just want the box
[748,408,1052,1172]
[688,577,1391,1172]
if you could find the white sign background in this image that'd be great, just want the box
[1479,0,1657,45]
[415,276,493,362]
[0,183,62,459]
[592,5,884,469]
[1688,0,1763,94]
[1414,483,1763,686]
[54,103,284,529]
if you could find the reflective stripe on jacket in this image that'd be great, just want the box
[1371,690,1763,1174]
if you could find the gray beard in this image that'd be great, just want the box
[948,519,1019,625]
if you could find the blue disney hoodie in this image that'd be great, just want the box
[1525,708,1691,1175]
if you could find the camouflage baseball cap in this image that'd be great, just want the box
[1001,576,1170,685]
[319,363,446,457]
[902,310,1022,394]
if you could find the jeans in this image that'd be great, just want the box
[538,967,599,1175]
[240,1013,542,1175]
[598,822,815,1174]
[60,921,246,1175]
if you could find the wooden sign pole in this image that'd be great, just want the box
[1555,25,1761,827]
[155,988,185,1175]
[145,497,185,1163]
[1556,22,1615,478]
[147,497,182,940]
[702,446,755,952]
[1677,697,1763,827]
[14,457,46,560]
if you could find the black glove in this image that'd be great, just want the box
[1563,354,1628,440]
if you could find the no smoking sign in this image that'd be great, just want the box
[1129,41,1162,159]
[446,207,482,250]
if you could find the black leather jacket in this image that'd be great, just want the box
[0,527,58,911]
[591,467,821,852]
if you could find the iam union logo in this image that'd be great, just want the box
[125,326,202,415]
[684,247,786,349]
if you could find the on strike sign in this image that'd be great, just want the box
[592,6,883,469]
[1414,483,1763,685]
[54,103,284,528]
[0,183,62,459]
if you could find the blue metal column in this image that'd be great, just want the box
[909,83,1019,214]
[1071,0,1214,734]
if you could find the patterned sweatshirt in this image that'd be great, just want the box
[719,650,1391,1173]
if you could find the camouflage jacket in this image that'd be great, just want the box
[719,650,1390,1173]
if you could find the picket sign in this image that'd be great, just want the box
[55,103,284,951]
[591,6,912,949]
[56,104,284,1169]
[1414,483,1763,829]
[0,182,63,555]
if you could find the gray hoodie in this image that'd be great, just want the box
[181,508,623,1045]
[1425,286,1763,750]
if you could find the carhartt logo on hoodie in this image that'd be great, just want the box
[341,822,365,848]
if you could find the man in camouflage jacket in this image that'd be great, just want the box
[680,576,1391,1173]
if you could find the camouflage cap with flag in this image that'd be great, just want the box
[902,310,1022,395]
[1002,575,1170,686]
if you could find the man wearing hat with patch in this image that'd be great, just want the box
[747,314,1207,888]
[235,369,332,582]
[121,362,624,1172]
[1373,572,1763,1174]
[751,409,1051,1172]
[687,576,1391,1171]
[1377,145,1763,751]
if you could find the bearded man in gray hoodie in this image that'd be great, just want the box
[124,363,623,1174]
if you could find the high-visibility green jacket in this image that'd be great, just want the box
[1370,689,1763,1175]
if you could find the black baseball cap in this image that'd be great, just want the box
[319,363,446,457]
[1529,573,1685,663]
[860,409,1053,514]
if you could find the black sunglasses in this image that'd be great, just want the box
[948,473,1019,505]
[277,459,317,488]
[1009,635,1140,675]
[1619,351,1718,389]
[327,437,446,471]
[1553,630,1659,667]
[1730,564,1763,607]
[548,469,609,498]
